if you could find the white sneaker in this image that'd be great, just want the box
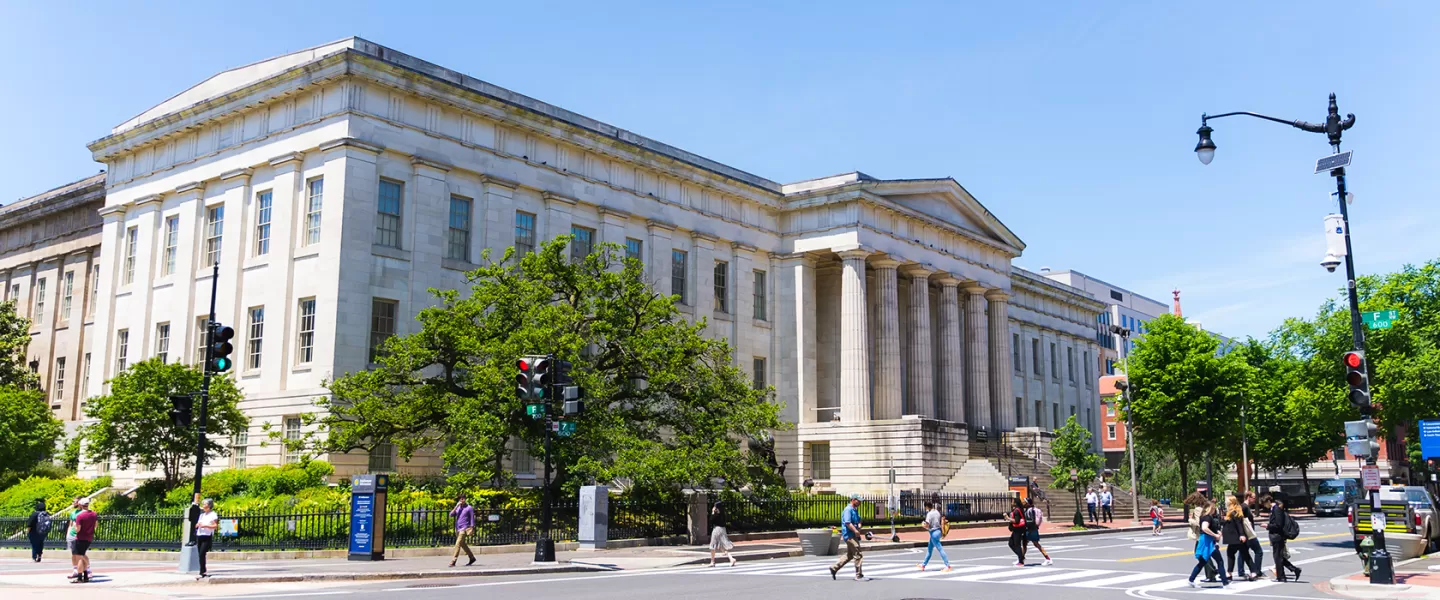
[1187,580,1199,588]
[1043,558,1053,566]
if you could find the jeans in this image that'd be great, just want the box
[28,533,44,561]
[1191,546,1229,583]
[197,535,213,575]
[832,538,864,576]
[922,528,949,568]
[1246,537,1264,575]
[1087,503,1098,522]
[1102,505,1113,522]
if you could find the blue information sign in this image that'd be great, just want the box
[349,493,375,556]
[1420,420,1440,460]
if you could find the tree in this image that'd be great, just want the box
[0,300,39,390]
[80,358,248,489]
[317,238,785,497]
[0,386,64,477]
[1125,314,1252,508]
[1049,415,1103,526]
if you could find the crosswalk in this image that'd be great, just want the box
[685,560,1287,594]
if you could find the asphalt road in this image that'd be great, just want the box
[115,517,1362,600]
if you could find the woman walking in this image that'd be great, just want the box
[1149,499,1164,536]
[708,500,736,567]
[916,502,952,572]
[1221,497,1252,581]
[1007,497,1028,566]
[1023,497,1053,566]
[1188,502,1230,589]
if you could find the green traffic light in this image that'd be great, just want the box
[213,357,232,372]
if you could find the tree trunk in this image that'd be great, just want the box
[1300,466,1310,514]
[1179,452,1190,522]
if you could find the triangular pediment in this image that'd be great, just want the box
[868,179,1025,254]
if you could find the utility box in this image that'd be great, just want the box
[578,485,609,550]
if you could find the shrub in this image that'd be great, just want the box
[0,475,112,516]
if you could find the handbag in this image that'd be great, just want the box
[1242,517,1257,540]
[940,516,950,538]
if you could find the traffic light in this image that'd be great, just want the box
[1344,419,1380,460]
[518,356,548,418]
[169,394,193,428]
[1343,350,1371,413]
[209,324,235,373]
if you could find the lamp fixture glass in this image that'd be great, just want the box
[1195,124,1216,165]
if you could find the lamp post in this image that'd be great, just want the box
[1193,93,1390,584]
[1111,325,1139,523]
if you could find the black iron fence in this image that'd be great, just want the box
[723,492,1012,533]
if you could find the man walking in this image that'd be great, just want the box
[63,497,88,581]
[829,495,870,581]
[1264,496,1301,582]
[448,494,476,567]
[1100,486,1114,523]
[69,499,97,583]
[25,499,51,562]
[1085,488,1099,523]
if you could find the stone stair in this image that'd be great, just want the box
[941,459,1009,494]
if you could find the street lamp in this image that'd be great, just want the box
[1191,93,1391,584]
[1110,325,1139,523]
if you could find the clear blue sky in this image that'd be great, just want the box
[2,1,1436,340]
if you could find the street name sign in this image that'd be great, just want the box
[1362,310,1399,330]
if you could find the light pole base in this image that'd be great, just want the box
[177,544,201,574]
[1369,548,1394,584]
[533,538,556,564]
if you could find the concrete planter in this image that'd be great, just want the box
[797,529,838,556]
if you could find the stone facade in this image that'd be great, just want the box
[70,38,1105,490]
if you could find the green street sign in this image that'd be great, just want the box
[526,404,545,418]
[558,421,576,437]
[1362,310,1399,330]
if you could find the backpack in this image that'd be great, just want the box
[1281,510,1299,540]
[35,511,53,536]
[1026,506,1043,528]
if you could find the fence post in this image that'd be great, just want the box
[688,492,710,545]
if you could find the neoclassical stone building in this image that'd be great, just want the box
[80,38,1102,490]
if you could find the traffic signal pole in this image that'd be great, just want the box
[192,262,219,508]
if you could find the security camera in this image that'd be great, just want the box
[1321,254,1341,273]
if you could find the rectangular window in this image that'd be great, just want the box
[204,205,224,267]
[81,353,91,400]
[368,442,395,472]
[1068,347,1076,383]
[1084,352,1092,388]
[375,179,402,248]
[195,317,208,364]
[61,271,74,321]
[155,323,170,363]
[752,357,766,390]
[1107,405,1116,417]
[284,417,302,464]
[671,250,688,304]
[1035,400,1043,428]
[369,298,397,364]
[714,261,729,313]
[231,430,248,469]
[115,329,129,372]
[447,196,471,261]
[123,226,138,284]
[33,278,45,324]
[163,216,179,274]
[514,212,536,255]
[753,270,767,320]
[512,439,533,474]
[7,283,17,302]
[304,178,323,246]
[1050,343,1058,381]
[1052,404,1060,429]
[88,265,99,319]
[297,298,316,364]
[1107,424,1117,440]
[247,307,264,370]
[1012,333,1021,371]
[254,191,272,256]
[810,442,831,480]
[570,226,595,262]
[625,238,643,262]
[53,357,65,402]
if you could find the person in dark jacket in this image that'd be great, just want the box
[1221,497,1252,580]
[1263,496,1301,582]
[25,500,49,562]
[1240,493,1263,581]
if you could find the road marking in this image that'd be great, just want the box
[170,593,353,600]
[1071,572,1174,587]
[1117,533,1350,562]
[1200,578,1280,595]
[1286,550,1354,566]
[1007,568,1118,584]
[890,565,1007,579]
[946,566,1058,581]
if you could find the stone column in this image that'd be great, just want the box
[903,265,936,418]
[646,220,674,292]
[599,207,631,271]
[987,290,1015,432]
[775,253,817,424]
[963,285,991,431]
[935,275,965,424]
[870,258,902,420]
[837,248,871,423]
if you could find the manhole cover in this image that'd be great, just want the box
[408,583,457,588]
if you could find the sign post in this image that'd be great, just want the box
[348,474,389,561]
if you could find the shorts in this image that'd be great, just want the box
[1025,529,1040,542]
[1153,518,1162,526]
[71,540,91,556]
[66,539,76,554]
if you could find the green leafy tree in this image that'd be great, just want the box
[317,237,785,497]
[1125,314,1252,507]
[81,358,248,489]
[1049,415,1103,526]
[0,300,39,390]
[0,386,64,478]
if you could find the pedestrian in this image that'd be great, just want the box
[25,499,51,562]
[1221,496,1252,581]
[1240,493,1263,581]
[63,497,89,582]
[194,499,218,578]
[1100,486,1114,523]
[708,500,737,567]
[1007,496,1028,566]
[1084,488,1099,523]
[1263,496,1301,582]
[828,495,871,581]
[1184,491,1219,581]
[1187,501,1230,589]
[448,494,476,567]
[1023,497,1053,566]
[1149,499,1164,536]
[916,501,951,572]
[69,498,97,584]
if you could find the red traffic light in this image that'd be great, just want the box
[1344,352,1363,369]
[517,358,532,372]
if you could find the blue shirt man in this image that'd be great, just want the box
[841,502,861,540]
[830,495,868,581]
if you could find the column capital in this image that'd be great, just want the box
[772,252,817,266]
[963,283,990,296]
[901,263,937,279]
[985,289,1012,302]
[646,219,676,233]
[933,273,962,287]
[598,205,631,222]
[543,191,578,207]
[268,151,306,168]
[835,246,871,261]
[870,256,903,269]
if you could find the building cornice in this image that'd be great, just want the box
[318,137,383,154]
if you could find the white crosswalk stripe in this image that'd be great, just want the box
[694,560,1228,592]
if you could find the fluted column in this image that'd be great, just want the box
[871,259,903,420]
[903,265,936,418]
[838,249,872,423]
[988,290,1016,432]
[963,285,991,431]
[935,275,965,424]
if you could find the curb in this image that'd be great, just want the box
[1327,574,1414,593]
[201,564,607,585]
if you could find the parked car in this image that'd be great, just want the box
[1394,485,1440,551]
[1351,486,1440,557]
[1315,478,1361,516]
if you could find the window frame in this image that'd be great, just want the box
[61,270,74,322]
[752,269,767,321]
[625,238,643,262]
[88,265,99,319]
[514,211,537,255]
[369,298,398,364]
[368,442,395,472]
[155,322,170,364]
[569,225,595,262]
[714,260,729,313]
[809,442,831,481]
[33,278,45,324]
[231,430,249,469]
[1012,333,1022,371]
[53,357,65,403]
[375,179,403,249]
[304,178,324,246]
[247,306,265,371]
[115,329,129,372]
[163,215,180,273]
[752,357,766,390]
[254,191,273,256]
[447,195,471,261]
[204,205,224,267]
[123,226,138,285]
[1032,339,1042,374]
[671,250,688,304]
[283,417,303,464]
[296,298,316,365]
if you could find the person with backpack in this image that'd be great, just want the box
[916,501,951,572]
[1007,496,1028,566]
[1187,501,1230,589]
[25,499,51,562]
[1023,497,1053,566]
[1264,496,1301,582]
[1149,499,1164,536]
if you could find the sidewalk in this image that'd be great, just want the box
[1328,554,1440,599]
